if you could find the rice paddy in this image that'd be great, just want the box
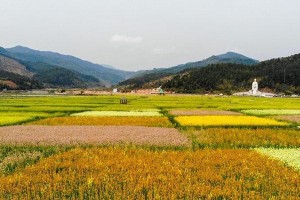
[29,116,173,127]
[0,94,299,199]
[241,109,300,116]
[0,148,299,199]
[175,116,289,127]
[254,148,300,171]
[71,110,162,117]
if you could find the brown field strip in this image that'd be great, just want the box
[272,115,300,123]
[29,116,172,127]
[169,109,243,116]
[0,125,189,146]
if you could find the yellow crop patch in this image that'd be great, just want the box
[176,116,289,126]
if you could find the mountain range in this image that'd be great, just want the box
[1,45,299,94]
[119,52,259,88]
[0,46,134,88]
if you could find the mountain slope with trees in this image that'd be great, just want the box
[2,46,135,86]
[120,53,300,95]
[162,54,300,94]
[0,52,103,89]
[120,52,259,88]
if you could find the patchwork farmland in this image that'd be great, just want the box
[0,95,299,199]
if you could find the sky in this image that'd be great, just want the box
[1,0,300,71]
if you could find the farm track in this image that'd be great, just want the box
[0,125,189,146]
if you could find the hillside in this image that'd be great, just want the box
[3,46,135,86]
[0,53,103,89]
[0,70,41,90]
[119,53,300,95]
[0,55,33,78]
[120,52,258,87]
[162,54,300,94]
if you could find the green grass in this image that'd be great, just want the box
[0,145,71,176]
[0,95,299,125]
[241,109,300,116]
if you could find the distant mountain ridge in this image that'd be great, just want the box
[0,48,102,89]
[120,52,259,88]
[3,46,135,86]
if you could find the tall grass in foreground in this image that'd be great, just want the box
[0,148,298,199]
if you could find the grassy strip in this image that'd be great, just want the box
[159,108,184,129]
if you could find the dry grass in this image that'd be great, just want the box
[0,148,299,199]
[29,116,172,127]
[272,115,300,123]
[189,128,300,148]
[170,109,243,116]
[0,125,189,146]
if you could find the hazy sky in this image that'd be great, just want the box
[1,0,300,71]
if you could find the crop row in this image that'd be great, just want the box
[187,128,300,148]
[0,148,299,199]
[71,110,162,117]
[175,116,288,127]
[0,126,189,146]
[241,109,300,116]
[0,112,63,126]
[29,116,172,127]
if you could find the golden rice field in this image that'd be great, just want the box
[176,116,289,127]
[187,128,300,148]
[71,110,162,117]
[0,147,299,199]
[29,116,172,127]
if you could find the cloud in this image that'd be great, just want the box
[153,47,176,55]
[110,34,143,43]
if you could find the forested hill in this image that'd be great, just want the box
[2,46,135,86]
[121,53,300,95]
[119,52,258,88]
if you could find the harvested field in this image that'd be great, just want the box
[0,126,189,146]
[29,116,172,127]
[272,115,300,123]
[188,128,300,148]
[170,109,243,116]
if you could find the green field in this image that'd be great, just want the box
[0,94,299,199]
